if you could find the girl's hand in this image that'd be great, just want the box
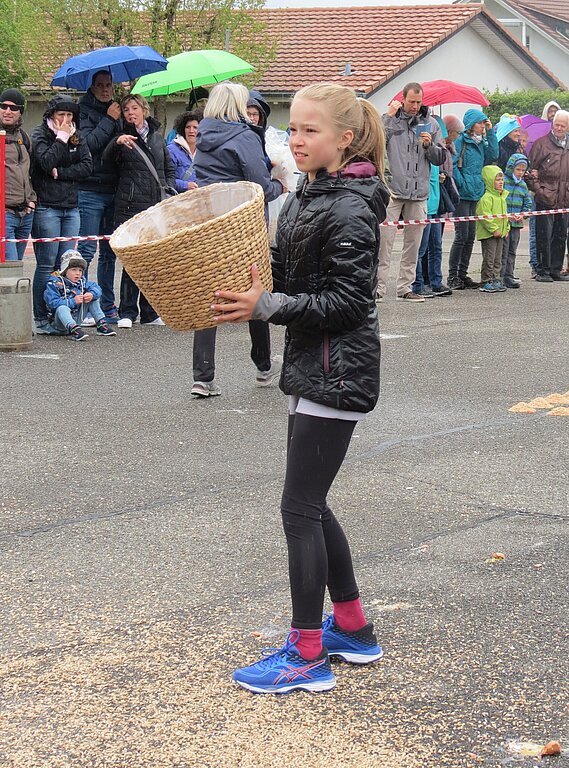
[212,264,264,323]
[83,292,94,302]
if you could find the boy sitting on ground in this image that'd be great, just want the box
[43,250,116,341]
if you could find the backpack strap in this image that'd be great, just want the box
[20,130,31,154]
[5,129,31,163]
[456,140,466,170]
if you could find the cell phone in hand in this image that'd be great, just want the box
[415,123,428,137]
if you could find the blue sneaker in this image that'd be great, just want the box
[104,307,120,325]
[478,281,496,293]
[35,321,59,335]
[492,279,507,292]
[322,614,383,664]
[232,630,336,694]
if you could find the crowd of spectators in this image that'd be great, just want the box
[379,84,569,299]
[2,79,568,346]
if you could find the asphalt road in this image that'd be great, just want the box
[1,234,568,768]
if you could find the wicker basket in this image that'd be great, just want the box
[110,181,272,331]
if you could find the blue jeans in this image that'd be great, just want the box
[53,299,105,332]
[413,217,443,291]
[32,206,80,323]
[5,210,34,261]
[528,198,537,268]
[77,190,117,313]
[448,199,477,280]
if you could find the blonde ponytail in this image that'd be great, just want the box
[293,83,385,177]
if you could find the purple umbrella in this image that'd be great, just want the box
[520,114,551,154]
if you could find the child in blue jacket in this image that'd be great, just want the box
[501,153,532,288]
[44,250,116,341]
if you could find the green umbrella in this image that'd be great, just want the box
[132,49,254,97]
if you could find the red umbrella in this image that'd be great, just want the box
[391,80,490,107]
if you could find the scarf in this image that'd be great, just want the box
[470,133,483,145]
[174,135,195,158]
[550,131,567,149]
[137,120,150,143]
[47,117,76,140]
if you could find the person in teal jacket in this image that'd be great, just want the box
[476,165,510,293]
[448,109,499,290]
[501,153,532,288]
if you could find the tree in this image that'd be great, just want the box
[141,0,273,127]
[0,0,27,91]
[18,0,276,129]
[484,88,569,124]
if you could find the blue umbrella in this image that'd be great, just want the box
[51,46,168,91]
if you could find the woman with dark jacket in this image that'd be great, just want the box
[102,94,176,328]
[30,94,92,332]
[190,82,284,398]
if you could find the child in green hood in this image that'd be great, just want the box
[476,165,510,292]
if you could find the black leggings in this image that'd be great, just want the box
[282,413,360,630]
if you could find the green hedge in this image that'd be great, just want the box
[483,88,569,124]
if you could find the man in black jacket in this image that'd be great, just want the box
[77,71,122,322]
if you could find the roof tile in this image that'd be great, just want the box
[254,5,484,94]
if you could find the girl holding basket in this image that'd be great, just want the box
[212,82,389,694]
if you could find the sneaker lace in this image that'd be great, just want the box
[322,613,334,632]
[255,630,300,670]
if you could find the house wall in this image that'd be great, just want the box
[369,25,550,116]
[262,23,563,129]
[530,36,569,84]
[462,0,569,86]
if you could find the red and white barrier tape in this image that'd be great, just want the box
[2,207,569,243]
[381,206,569,227]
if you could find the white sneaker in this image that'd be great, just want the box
[81,315,97,327]
[256,355,283,387]
[117,318,133,329]
[191,381,221,398]
[141,317,165,326]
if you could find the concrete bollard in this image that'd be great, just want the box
[0,261,33,352]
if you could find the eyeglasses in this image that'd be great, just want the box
[0,103,22,112]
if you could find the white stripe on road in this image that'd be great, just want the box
[18,353,60,360]
[380,333,408,340]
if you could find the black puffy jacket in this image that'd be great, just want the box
[102,117,176,226]
[78,89,121,194]
[269,166,389,413]
[30,122,92,209]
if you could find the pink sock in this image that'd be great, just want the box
[332,598,367,632]
[293,628,323,660]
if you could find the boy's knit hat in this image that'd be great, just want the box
[60,250,87,275]
[463,108,488,131]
